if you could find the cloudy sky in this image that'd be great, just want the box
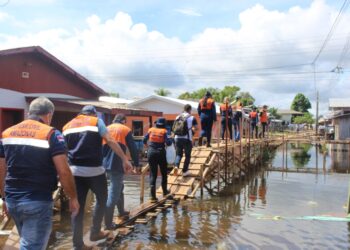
[1,0,350,114]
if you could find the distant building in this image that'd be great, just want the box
[128,94,221,137]
[0,46,160,134]
[328,98,350,140]
[276,109,303,124]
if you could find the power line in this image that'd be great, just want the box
[312,0,350,65]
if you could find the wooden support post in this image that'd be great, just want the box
[140,164,149,203]
[322,144,326,174]
[285,140,288,169]
[200,164,204,197]
[348,176,350,214]
[217,153,220,193]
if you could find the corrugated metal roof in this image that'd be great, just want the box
[329,98,350,108]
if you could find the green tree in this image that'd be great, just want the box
[291,93,311,112]
[293,112,314,124]
[155,88,171,96]
[219,86,240,102]
[178,85,241,102]
[269,107,281,119]
[290,143,312,168]
[239,92,255,106]
[109,92,120,98]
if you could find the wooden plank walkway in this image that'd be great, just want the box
[0,136,289,248]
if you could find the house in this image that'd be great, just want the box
[328,98,350,140]
[276,109,303,124]
[0,46,161,134]
[128,95,221,137]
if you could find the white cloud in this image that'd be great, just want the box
[0,0,349,115]
[175,8,202,17]
[0,11,10,22]
[9,0,55,5]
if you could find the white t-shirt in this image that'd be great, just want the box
[174,112,197,141]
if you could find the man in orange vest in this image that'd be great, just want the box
[220,97,233,140]
[103,114,140,230]
[249,106,259,139]
[0,97,79,250]
[197,91,217,147]
[63,105,132,250]
[259,105,269,138]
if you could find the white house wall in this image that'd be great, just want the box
[0,88,27,111]
[132,99,198,114]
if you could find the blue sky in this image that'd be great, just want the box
[0,0,349,114]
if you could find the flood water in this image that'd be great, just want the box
[48,143,350,249]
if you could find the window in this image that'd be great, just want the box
[132,121,143,136]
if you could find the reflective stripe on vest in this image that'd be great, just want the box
[63,114,102,167]
[2,120,53,147]
[200,98,214,110]
[148,127,166,143]
[63,115,99,135]
[1,119,57,197]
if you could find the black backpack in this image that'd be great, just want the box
[172,114,189,136]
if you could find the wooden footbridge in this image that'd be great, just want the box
[2,128,339,249]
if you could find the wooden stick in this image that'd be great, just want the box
[140,164,149,203]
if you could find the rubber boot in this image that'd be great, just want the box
[198,136,203,146]
[150,186,157,203]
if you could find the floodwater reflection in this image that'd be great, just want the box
[48,143,350,249]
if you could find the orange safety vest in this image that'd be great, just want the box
[63,114,98,133]
[260,110,268,123]
[220,103,229,111]
[199,98,214,110]
[2,119,58,194]
[250,111,257,118]
[63,114,102,167]
[148,127,167,143]
[104,123,131,146]
[2,119,53,147]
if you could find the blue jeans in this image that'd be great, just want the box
[6,200,53,250]
[105,172,125,229]
[174,138,193,173]
[72,174,107,249]
[233,121,240,141]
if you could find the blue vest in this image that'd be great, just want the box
[63,115,102,166]
[2,119,57,201]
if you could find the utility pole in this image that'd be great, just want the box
[316,90,319,135]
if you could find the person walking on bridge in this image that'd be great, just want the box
[232,96,243,142]
[249,106,259,139]
[259,105,269,138]
[103,114,140,230]
[197,91,217,147]
[0,97,79,250]
[63,105,132,250]
[220,97,233,141]
[173,104,198,177]
[143,117,173,202]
